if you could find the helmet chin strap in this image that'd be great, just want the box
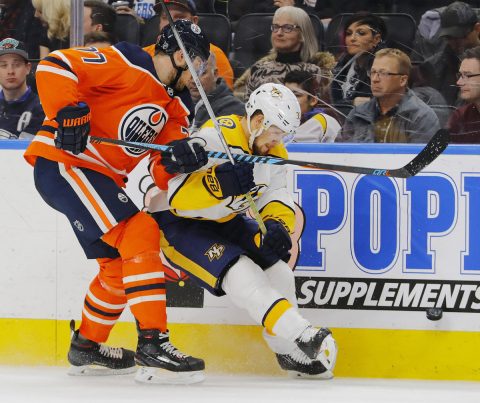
[168,53,189,89]
[247,115,265,149]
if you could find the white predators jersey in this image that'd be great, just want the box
[294,113,341,143]
[148,115,296,232]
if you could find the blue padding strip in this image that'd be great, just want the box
[0,140,32,150]
[2,140,480,156]
[287,143,480,155]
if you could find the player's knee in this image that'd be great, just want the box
[117,212,160,257]
[266,260,295,284]
[222,255,269,300]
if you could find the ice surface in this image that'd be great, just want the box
[1,366,480,403]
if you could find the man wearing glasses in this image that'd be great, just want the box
[448,46,480,143]
[336,48,440,143]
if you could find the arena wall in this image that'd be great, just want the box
[1,141,480,380]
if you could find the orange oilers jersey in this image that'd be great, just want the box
[24,42,190,189]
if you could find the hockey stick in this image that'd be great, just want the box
[90,128,449,179]
[158,0,267,234]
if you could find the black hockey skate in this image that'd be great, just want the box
[294,326,337,371]
[276,348,333,379]
[67,320,136,376]
[134,329,205,384]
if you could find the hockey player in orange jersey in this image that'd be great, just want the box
[24,20,210,384]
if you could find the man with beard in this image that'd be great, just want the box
[148,83,338,379]
[0,38,44,139]
[24,20,210,385]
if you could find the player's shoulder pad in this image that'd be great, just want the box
[114,41,158,78]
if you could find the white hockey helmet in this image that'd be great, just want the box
[245,83,301,148]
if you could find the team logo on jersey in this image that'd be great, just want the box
[73,220,84,232]
[118,104,168,157]
[217,117,236,129]
[118,193,129,203]
[205,243,225,261]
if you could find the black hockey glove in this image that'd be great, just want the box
[210,161,255,198]
[55,103,91,155]
[161,137,208,174]
[260,220,292,261]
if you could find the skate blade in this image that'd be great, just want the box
[68,364,137,376]
[134,366,205,385]
[286,370,334,380]
[317,334,337,371]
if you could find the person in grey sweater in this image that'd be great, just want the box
[188,53,245,131]
[336,48,440,143]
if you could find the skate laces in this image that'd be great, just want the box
[288,348,312,365]
[160,341,188,359]
[98,344,123,359]
[297,326,318,343]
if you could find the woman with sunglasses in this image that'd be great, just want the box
[331,12,387,107]
[234,6,335,103]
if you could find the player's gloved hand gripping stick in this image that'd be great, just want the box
[54,102,91,155]
[161,137,208,174]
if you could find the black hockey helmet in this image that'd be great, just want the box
[155,19,210,62]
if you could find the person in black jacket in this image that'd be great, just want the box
[331,12,387,107]
[0,38,44,139]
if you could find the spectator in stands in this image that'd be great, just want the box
[235,6,335,102]
[336,48,440,143]
[188,53,245,132]
[0,0,45,59]
[423,1,480,106]
[84,31,116,48]
[109,0,155,22]
[284,70,340,142]
[0,38,44,139]
[32,0,70,58]
[84,1,117,42]
[331,13,387,107]
[448,46,480,143]
[153,0,235,90]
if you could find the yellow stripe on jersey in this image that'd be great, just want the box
[260,201,295,234]
[160,230,218,289]
[313,113,328,134]
[262,298,292,335]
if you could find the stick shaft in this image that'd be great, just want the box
[91,128,449,179]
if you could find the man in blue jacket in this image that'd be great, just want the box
[0,38,44,139]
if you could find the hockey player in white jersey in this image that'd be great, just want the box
[149,83,337,378]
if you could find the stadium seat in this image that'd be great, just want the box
[197,13,232,55]
[115,14,141,45]
[232,13,325,71]
[325,13,417,58]
[141,15,160,46]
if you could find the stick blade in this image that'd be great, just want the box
[398,129,450,177]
